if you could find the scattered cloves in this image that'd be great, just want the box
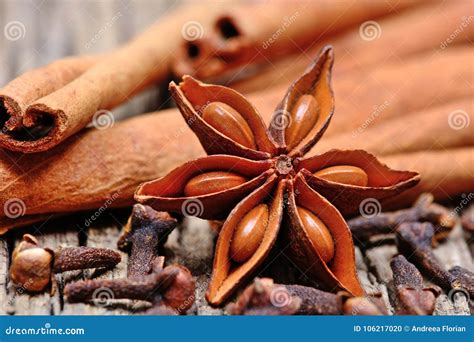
[65,205,195,314]
[348,193,455,243]
[65,256,195,314]
[9,234,121,292]
[396,222,474,298]
[226,278,387,315]
[390,255,440,315]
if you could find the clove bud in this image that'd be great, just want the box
[396,222,474,298]
[348,193,456,242]
[390,255,440,315]
[65,256,196,314]
[9,234,121,292]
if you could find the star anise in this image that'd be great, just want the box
[135,46,420,306]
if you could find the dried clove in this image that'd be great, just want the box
[348,193,455,243]
[117,204,177,278]
[226,278,387,315]
[396,222,474,298]
[65,256,195,314]
[9,234,121,292]
[390,255,440,315]
[340,295,388,316]
[65,206,195,314]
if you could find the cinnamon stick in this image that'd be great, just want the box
[312,98,473,156]
[381,148,474,208]
[251,47,473,137]
[1,101,471,234]
[0,109,200,234]
[172,0,427,81]
[1,48,472,232]
[231,0,473,93]
[0,3,228,153]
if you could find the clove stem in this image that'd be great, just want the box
[65,266,179,304]
[396,222,474,298]
[348,193,455,242]
[226,278,386,315]
[53,246,121,273]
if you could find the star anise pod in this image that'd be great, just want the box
[135,46,420,306]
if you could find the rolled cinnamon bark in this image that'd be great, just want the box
[312,98,473,155]
[231,0,473,93]
[1,106,472,234]
[1,46,471,232]
[251,47,473,137]
[172,0,427,81]
[0,4,227,153]
[380,148,474,209]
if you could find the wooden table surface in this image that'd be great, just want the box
[0,0,472,316]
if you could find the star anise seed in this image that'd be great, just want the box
[135,46,420,306]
